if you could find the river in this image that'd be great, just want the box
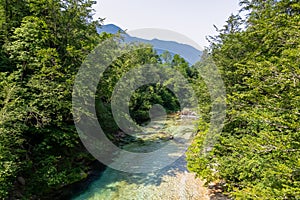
[72,114,211,200]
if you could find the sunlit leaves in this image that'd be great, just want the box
[187,0,300,199]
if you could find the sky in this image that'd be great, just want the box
[93,1,241,49]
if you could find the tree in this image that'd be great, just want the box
[0,0,101,198]
[0,73,27,198]
[187,0,300,199]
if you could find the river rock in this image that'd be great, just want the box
[17,176,26,186]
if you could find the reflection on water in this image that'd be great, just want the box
[73,114,209,200]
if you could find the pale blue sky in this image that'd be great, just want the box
[93,1,240,48]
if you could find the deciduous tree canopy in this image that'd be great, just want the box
[187,0,300,199]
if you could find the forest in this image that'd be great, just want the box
[0,0,299,199]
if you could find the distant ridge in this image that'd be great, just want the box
[96,24,124,35]
[97,24,202,65]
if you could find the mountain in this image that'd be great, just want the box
[97,24,202,65]
[96,24,124,35]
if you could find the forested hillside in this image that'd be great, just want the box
[187,0,300,199]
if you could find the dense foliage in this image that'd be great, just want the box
[187,0,300,199]
[1,0,299,199]
[0,0,195,198]
[0,0,103,198]
[94,43,196,127]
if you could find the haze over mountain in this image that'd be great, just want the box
[97,24,202,65]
